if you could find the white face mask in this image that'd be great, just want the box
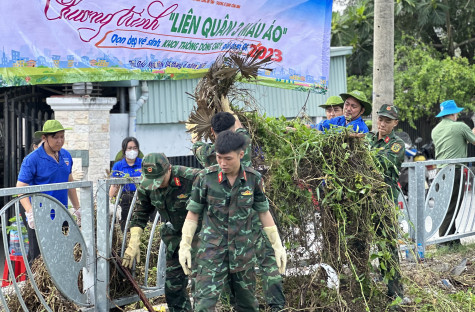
[125,150,138,160]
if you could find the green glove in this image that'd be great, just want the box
[263,225,287,274]
[179,219,198,275]
[122,227,143,269]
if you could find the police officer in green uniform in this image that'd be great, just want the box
[367,104,405,300]
[179,130,286,312]
[122,153,201,312]
[192,111,286,311]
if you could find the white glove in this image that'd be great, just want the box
[71,169,85,180]
[25,210,35,229]
[69,208,81,226]
[179,219,198,275]
[263,225,287,274]
[109,201,122,221]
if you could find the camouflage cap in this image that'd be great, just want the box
[377,104,399,120]
[140,153,170,190]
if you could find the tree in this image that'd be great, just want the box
[393,38,475,127]
[331,0,374,75]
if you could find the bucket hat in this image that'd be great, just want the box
[339,90,372,116]
[34,120,72,138]
[436,100,464,118]
[140,153,171,190]
[377,104,399,120]
[319,96,344,109]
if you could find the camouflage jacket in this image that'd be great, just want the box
[192,127,252,168]
[187,164,269,272]
[367,130,405,198]
[130,165,201,231]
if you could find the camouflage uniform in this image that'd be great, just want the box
[192,128,285,310]
[187,164,270,312]
[130,154,201,312]
[366,105,406,298]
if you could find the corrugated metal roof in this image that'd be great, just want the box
[137,47,352,124]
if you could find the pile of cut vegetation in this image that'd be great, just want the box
[243,113,402,311]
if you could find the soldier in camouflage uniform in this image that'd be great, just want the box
[192,111,286,311]
[122,153,201,312]
[367,104,405,299]
[179,131,287,312]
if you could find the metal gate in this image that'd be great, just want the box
[0,86,53,205]
[0,178,166,312]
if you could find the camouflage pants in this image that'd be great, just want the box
[225,225,285,310]
[194,253,258,312]
[161,225,192,312]
[256,228,285,309]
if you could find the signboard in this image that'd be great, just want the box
[0,0,333,93]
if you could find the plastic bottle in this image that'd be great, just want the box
[8,221,29,256]
[9,222,21,256]
[417,243,425,261]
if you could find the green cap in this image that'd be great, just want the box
[377,104,399,120]
[319,96,344,109]
[140,153,171,190]
[339,90,372,116]
[34,120,72,138]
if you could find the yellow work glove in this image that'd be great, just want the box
[179,219,198,275]
[185,122,199,142]
[122,227,143,269]
[263,225,287,274]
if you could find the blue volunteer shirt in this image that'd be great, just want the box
[18,145,73,207]
[316,115,369,133]
[111,158,142,192]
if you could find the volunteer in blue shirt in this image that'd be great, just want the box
[109,137,142,232]
[16,120,80,262]
[318,90,371,134]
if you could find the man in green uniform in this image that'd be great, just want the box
[432,100,475,246]
[192,111,252,167]
[122,153,201,312]
[192,111,286,311]
[179,130,286,312]
[367,104,405,300]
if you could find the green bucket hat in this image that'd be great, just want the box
[377,104,399,120]
[319,96,344,109]
[34,120,72,138]
[140,153,171,190]
[339,90,372,116]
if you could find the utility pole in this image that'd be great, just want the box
[372,0,394,129]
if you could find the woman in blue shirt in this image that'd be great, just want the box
[109,137,142,232]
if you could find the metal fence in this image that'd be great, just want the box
[399,157,475,257]
[0,178,166,312]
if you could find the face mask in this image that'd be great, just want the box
[125,150,138,160]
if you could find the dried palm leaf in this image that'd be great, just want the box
[187,50,274,141]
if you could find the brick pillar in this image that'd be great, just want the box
[46,96,116,188]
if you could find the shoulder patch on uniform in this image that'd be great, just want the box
[177,193,188,199]
[244,166,260,176]
[241,190,253,196]
[391,143,402,153]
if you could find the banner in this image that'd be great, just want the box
[0,0,333,93]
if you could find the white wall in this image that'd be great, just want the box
[136,123,194,157]
[110,113,129,159]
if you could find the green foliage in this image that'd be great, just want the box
[394,38,475,127]
[345,37,475,127]
[333,0,475,76]
[244,112,402,310]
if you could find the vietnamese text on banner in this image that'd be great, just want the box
[0,0,332,93]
